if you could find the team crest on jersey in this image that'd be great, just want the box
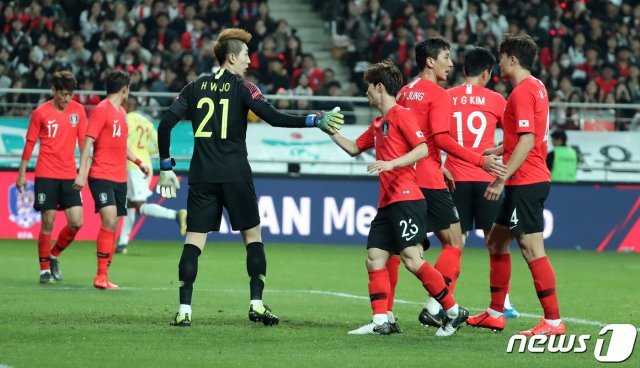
[382,121,389,136]
[99,193,108,204]
[70,114,79,126]
[8,181,41,229]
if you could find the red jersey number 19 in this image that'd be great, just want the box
[453,111,487,148]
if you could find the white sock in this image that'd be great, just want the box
[487,308,503,318]
[50,255,57,260]
[426,297,442,315]
[118,208,136,245]
[445,304,459,319]
[504,293,512,309]
[179,304,192,316]
[250,299,264,309]
[544,318,562,326]
[387,311,396,323]
[372,313,388,325]
[140,203,177,220]
[40,269,50,275]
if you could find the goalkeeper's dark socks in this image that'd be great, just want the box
[489,253,511,313]
[434,245,462,293]
[38,232,52,271]
[368,268,390,315]
[246,242,266,300]
[415,262,455,310]
[179,244,201,305]
[528,256,561,320]
[386,256,401,312]
[96,227,115,275]
[51,225,78,257]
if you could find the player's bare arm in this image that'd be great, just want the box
[330,133,361,157]
[367,142,428,175]
[441,165,456,192]
[433,132,506,176]
[483,144,504,156]
[73,136,95,190]
[16,159,29,193]
[484,133,534,201]
[127,148,150,178]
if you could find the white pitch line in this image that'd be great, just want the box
[19,285,639,331]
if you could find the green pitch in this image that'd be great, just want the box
[0,240,638,368]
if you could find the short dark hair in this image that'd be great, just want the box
[551,129,567,145]
[52,70,77,92]
[499,33,538,71]
[464,47,496,77]
[415,37,450,71]
[214,28,252,64]
[363,59,403,97]
[105,70,130,94]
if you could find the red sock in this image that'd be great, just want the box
[434,245,462,293]
[489,253,511,313]
[51,226,78,257]
[368,268,390,315]
[97,227,114,276]
[415,262,455,310]
[106,228,117,271]
[38,232,52,271]
[386,256,401,312]
[529,256,561,320]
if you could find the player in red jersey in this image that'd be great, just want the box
[74,71,150,290]
[328,60,468,337]
[16,71,87,284]
[445,47,520,318]
[394,37,506,328]
[467,34,565,336]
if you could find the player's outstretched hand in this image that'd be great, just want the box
[315,107,344,135]
[484,176,504,201]
[367,160,393,175]
[442,166,456,193]
[16,173,27,193]
[157,170,180,199]
[139,163,151,178]
[482,145,503,156]
[482,154,507,177]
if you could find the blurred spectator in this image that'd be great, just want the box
[314,81,356,124]
[594,64,618,96]
[291,54,324,92]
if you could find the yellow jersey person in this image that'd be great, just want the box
[117,97,187,253]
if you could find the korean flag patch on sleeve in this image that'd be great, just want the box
[416,131,424,138]
[519,120,530,127]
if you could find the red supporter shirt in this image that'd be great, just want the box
[502,76,551,186]
[22,100,87,179]
[356,105,426,208]
[396,78,450,190]
[444,84,506,182]
[86,99,128,183]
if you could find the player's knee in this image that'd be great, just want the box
[41,218,55,232]
[402,257,421,274]
[101,219,118,231]
[69,220,82,232]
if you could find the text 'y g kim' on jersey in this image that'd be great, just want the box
[166,68,308,184]
[396,78,450,190]
[356,105,426,208]
[444,84,506,183]
[86,99,129,183]
[22,100,87,180]
[502,76,551,186]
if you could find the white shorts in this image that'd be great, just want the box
[127,169,153,201]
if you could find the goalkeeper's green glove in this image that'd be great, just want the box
[306,107,344,135]
[156,158,180,199]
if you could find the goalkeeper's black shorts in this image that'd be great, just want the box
[187,182,260,233]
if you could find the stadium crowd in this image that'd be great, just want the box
[0,0,638,129]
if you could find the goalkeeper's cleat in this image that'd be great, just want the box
[519,319,566,336]
[93,274,120,290]
[39,271,55,284]
[248,304,279,326]
[348,321,392,335]
[170,312,191,327]
[435,306,469,337]
[419,307,445,328]
[389,321,403,334]
[115,244,128,254]
[176,209,187,237]
[504,305,521,319]
[49,257,63,281]
[466,310,506,332]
